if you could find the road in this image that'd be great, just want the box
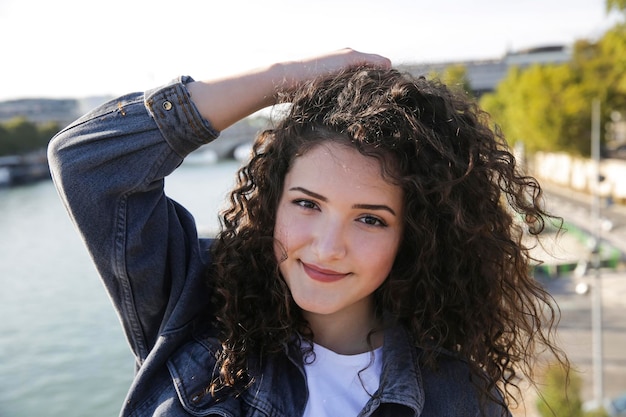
[521,182,626,414]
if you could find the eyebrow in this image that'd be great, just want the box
[289,187,397,216]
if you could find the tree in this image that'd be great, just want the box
[571,24,626,150]
[480,21,626,156]
[480,63,591,155]
[37,121,61,147]
[607,0,626,13]
[536,364,583,417]
[0,117,60,156]
[536,365,610,417]
[441,64,473,98]
[2,117,39,155]
[0,124,11,154]
[426,64,473,98]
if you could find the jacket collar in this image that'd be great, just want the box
[377,325,424,415]
[241,325,425,416]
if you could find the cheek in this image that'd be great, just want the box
[357,235,401,277]
[273,206,289,261]
[275,217,307,246]
[273,204,304,259]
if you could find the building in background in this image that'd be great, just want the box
[400,45,571,97]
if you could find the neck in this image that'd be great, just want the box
[304,301,383,355]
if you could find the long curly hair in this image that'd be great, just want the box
[208,66,567,406]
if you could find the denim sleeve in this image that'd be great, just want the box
[48,76,220,362]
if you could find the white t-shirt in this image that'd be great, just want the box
[303,343,383,417]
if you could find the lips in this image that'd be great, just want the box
[301,262,349,283]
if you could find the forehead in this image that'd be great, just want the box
[285,142,403,201]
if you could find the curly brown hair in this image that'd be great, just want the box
[208,66,567,406]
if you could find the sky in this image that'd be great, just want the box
[0,0,622,102]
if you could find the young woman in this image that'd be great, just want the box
[49,49,566,416]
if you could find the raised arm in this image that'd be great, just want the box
[187,48,391,131]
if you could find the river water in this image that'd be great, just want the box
[0,160,242,417]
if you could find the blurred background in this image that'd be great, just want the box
[1,0,626,416]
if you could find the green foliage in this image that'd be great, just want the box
[0,117,60,156]
[483,64,592,155]
[38,121,62,145]
[441,64,473,98]
[536,364,583,417]
[480,21,626,156]
[427,64,473,99]
[607,0,626,13]
[536,365,610,417]
[0,124,10,153]
[582,24,626,110]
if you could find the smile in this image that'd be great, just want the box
[301,262,349,283]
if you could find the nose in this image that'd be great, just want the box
[311,217,348,261]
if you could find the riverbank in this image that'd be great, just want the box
[0,151,50,187]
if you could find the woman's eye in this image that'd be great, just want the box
[358,215,387,227]
[293,199,318,210]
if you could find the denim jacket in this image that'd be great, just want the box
[48,77,511,417]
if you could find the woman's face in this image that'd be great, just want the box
[274,141,404,330]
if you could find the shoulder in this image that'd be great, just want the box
[166,334,223,407]
[122,331,245,416]
[418,348,510,417]
[418,346,472,380]
[163,333,305,417]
